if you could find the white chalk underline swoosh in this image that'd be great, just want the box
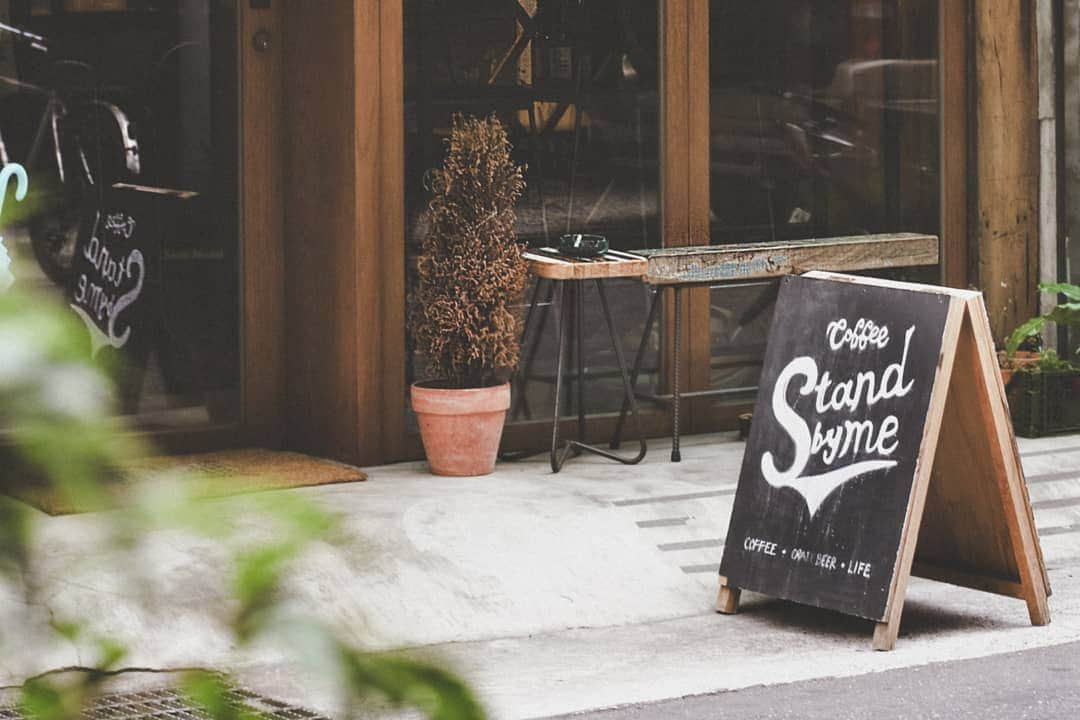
[764,460,898,517]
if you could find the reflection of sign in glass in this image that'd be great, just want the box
[0,163,29,292]
[70,210,145,354]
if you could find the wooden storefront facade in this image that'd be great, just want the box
[256,0,1037,467]
[1,1,1041,467]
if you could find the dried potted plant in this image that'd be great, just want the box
[410,114,527,476]
[1000,281,1080,437]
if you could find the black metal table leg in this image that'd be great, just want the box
[672,286,682,463]
[552,279,648,472]
[612,287,660,449]
[512,277,553,422]
[550,280,571,472]
[575,281,586,443]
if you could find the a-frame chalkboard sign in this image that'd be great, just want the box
[717,271,1051,651]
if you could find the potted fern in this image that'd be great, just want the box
[1001,281,1080,437]
[410,115,527,476]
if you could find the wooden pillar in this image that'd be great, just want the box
[281,1,406,466]
[282,1,360,462]
[971,0,1040,344]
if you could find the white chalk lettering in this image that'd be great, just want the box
[760,321,917,517]
[69,212,144,355]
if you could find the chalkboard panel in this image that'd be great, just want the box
[719,274,951,621]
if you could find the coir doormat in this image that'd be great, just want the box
[2,448,367,515]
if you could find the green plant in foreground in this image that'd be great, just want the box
[0,287,485,720]
[1005,281,1080,358]
[1033,348,1075,373]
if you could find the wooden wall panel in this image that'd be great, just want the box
[971,0,1040,343]
[240,0,285,445]
[660,0,691,433]
[940,0,969,289]
[282,1,360,461]
[685,0,713,434]
[366,0,407,465]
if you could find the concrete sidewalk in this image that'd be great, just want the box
[2,432,1080,718]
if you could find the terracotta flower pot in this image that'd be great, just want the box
[411,381,511,476]
[999,350,1041,388]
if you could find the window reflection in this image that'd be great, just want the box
[0,1,239,429]
[709,0,939,244]
[707,0,940,395]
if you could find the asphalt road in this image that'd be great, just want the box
[544,640,1080,720]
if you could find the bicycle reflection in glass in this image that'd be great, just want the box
[0,19,141,283]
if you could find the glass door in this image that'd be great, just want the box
[0,0,282,447]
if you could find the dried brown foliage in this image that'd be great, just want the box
[412,114,527,388]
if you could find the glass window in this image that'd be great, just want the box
[707,0,940,395]
[404,0,662,426]
[0,0,239,430]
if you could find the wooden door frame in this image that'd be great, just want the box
[379,0,681,461]
[158,0,289,455]
[238,0,285,449]
[367,0,969,464]
[940,0,969,289]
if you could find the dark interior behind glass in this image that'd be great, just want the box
[0,0,238,430]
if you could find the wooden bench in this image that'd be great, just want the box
[612,233,941,461]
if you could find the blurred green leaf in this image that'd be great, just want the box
[20,678,72,720]
[1039,281,1080,302]
[342,653,486,720]
[1045,302,1080,328]
[2,287,484,720]
[0,497,34,582]
[181,672,262,720]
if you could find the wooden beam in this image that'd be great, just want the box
[640,233,939,285]
[660,0,691,434]
[971,0,1040,344]
[940,0,968,288]
[239,0,285,446]
[685,0,712,435]
[283,1,360,462]
[375,0,407,464]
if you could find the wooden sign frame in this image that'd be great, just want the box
[717,271,1051,651]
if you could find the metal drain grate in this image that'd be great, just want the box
[0,687,329,720]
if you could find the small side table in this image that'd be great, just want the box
[517,248,649,472]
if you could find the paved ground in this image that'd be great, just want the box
[2,432,1080,719]
[544,641,1080,720]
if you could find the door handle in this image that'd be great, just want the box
[252,30,271,53]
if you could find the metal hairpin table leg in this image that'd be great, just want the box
[575,281,586,443]
[512,277,553,422]
[612,287,660,449]
[550,280,571,472]
[551,279,648,473]
[672,285,682,463]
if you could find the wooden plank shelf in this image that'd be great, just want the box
[638,233,939,286]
